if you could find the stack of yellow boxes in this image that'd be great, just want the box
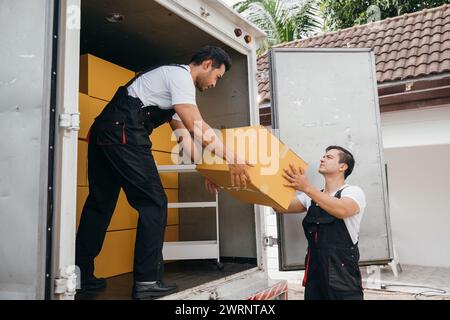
[76,54,179,278]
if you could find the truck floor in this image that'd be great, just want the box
[75,259,256,300]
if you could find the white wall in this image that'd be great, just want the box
[384,144,450,267]
[381,105,450,149]
[380,105,450,267]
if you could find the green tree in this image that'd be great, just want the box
[234,0,322,54]
[319,0,450,31]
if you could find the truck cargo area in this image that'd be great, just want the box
[75,260,257,300]
[75,0,258,299]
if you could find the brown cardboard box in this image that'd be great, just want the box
[152,150,179,166]
[78,93,108,139]
[79,54,135,101]
[77,140,88,186]
[165,189,179,204]
[108,190,138,231]
[196,125,308,211]
[76,187,139,231]
[151,123,177,153]
[94,229,136,278]
[164,225,179,242]
[76,186,89,230]
[160,173,179,189]
[165,190,179,237]
[167,208,179,226]
[78,93,91,139]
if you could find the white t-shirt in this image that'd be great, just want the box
[127,65,195,121]
[296,185,366,245]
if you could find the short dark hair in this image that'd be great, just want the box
[326,146,355,179]
[190,46,232,72]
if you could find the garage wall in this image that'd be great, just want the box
[384,144,450,267]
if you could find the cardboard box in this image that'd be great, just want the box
[151,123,177,153]
[78,93,108,139]
[165,189,179,204]
[152,150,179,166]
[196,125,308,211]
[78,93,91,139]
[160,173,178,189]
[108,190,138,231]
[77,187,139,231]
[77,140,88,186]
[167,208,179,226]
[79,54,135,101]
[76,186,89,230]
[164,225,179,242]
[94,229,136,278]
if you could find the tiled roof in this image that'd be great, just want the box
[257,4,450,102]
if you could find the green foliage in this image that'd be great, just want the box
[319,0,450,31]
[234,0,322,54]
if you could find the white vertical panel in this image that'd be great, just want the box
[270,48,393,270]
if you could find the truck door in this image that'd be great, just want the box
[0,0,56,299]
[51,0,81,299]
[269,48,393,270]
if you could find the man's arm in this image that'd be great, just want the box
[275,196,307,214]
[170,118,220,194]
[169,117,196,161]
[172,104,253,188]
[173,104,231,161]
[283,164,360,219]
[303,188,360,219]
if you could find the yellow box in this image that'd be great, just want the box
[79,54,135,101]
[108,189,138,231]
[160,173,179,189]
[167,208,179,226]
[77,187,138,231]
[76,186,89,230]
[164,225,179,242]
[150,123,177,153]
[94,229,136,278]
[77,140,88,186]
[152,150,179,165]
[89,96,108,123]
[78,93,108,139]
[152,149,179,188]
[78,93,91,139]
[196,125,308,211]
[165,189,178,203]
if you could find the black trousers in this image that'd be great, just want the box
[75,127,168,282]
[303,249,364,300]
[305,281,364,300]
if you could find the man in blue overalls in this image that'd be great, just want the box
[75,46,252,299]
[277,146,366,300]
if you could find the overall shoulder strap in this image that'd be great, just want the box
[170,64,189,72]
[335,186,349,199]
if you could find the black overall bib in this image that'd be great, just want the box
[302,188,364,300]
[75,65,187,283]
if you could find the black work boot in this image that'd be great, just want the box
[78,276,107,292]
[132,281,177,299]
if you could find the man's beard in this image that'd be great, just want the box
[195,81,204,92]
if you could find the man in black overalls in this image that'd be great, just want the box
[278,146,366,300]
[75,46,252,299]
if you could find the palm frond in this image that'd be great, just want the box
[233,0,323,53]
